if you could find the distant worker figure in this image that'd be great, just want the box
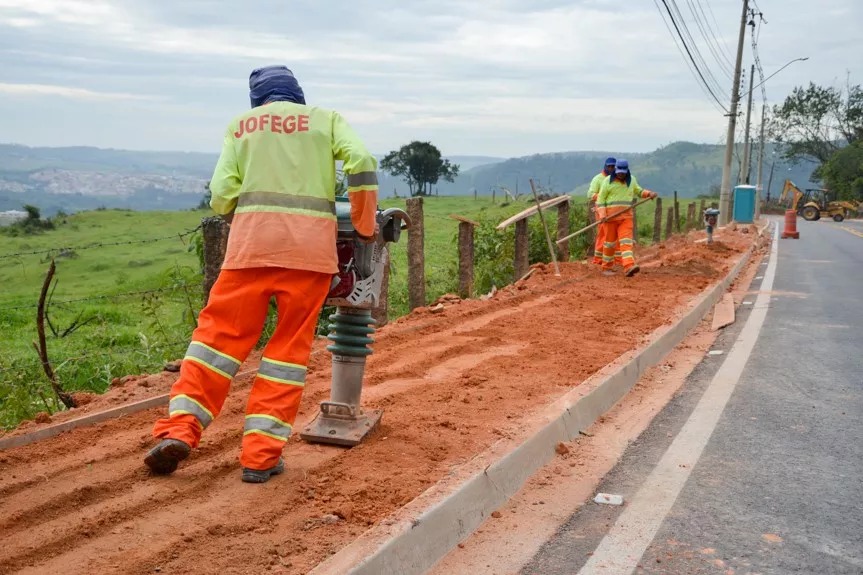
[145,65,378,483]
[588,157,619,266]
[597,159,657,277]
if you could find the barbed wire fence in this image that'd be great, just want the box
[0,224,208,425]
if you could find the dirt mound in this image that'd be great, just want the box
[0,230,753,575]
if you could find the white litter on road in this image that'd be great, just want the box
[594,494,625,506]
[708,350,725,356]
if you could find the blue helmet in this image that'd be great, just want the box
[604,156,617,166]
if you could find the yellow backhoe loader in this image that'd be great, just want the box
[779,179,857,222]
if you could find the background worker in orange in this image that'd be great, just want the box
[587,157,618,265]
[145,65,378,483]
[597,159,657,277]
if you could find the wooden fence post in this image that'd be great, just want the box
[686,202,696,231]
[674,190,681,233]
[459,222,474,298]
[202,216,230,305]
[699,199,706,229]
[653,197,663,243]
[406,197,426,310]
[665,207,674,240]
[448,215,479,299]
[556,201,570,262]
[514,219,529,280]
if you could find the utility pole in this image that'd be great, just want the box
[742,64,755,184]
[719,0,749,226]
[755,102,766,218]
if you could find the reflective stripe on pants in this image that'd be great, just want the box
[602,216,636,272]
[152,267,331,471]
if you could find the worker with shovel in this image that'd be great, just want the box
[587,157,618,265]
[597,159,657,277]
[144,65,378,483]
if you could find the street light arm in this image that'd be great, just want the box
[739,57,809,100]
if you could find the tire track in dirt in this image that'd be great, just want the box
[0,233,755,575]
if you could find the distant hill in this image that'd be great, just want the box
[0,142,819,215]
[431,141,820,201]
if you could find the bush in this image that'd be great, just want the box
[472,202,593,294]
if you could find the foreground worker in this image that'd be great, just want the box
[587,157,618,265]
[597,159,656,277]
[145,65,378,483]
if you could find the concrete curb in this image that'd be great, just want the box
[309,227,768,575]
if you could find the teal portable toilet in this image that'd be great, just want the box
[733,185,756,223]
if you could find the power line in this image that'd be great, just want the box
[652,0,726,114]
[654,0,729,114]
[666,0,729,98]
[684,0,734,79]
[702,0,737,66]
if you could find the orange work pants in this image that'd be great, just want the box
[593,220,605,265]
[594,223,623,267]
[602,216,636,272]
[152,267,331,470]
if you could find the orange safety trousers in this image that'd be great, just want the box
[152,267,330,470]
[602,215,636,272]
[592,203,621,266]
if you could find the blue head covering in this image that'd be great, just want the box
[611,159,632,186]
[249,65,306,108]
[603,156,617,175]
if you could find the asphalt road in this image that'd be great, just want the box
[522,219,863,575]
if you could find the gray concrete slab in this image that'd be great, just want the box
[523,218,863,575]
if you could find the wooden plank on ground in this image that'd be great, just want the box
[496,195,570,230]
[0,394,170,451]
[711,293,736,331]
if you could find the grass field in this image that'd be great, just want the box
[0,195,708,428]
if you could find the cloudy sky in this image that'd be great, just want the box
[0,0,860,158]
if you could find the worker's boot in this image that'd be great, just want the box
[625,265,641,277]
[241,458,285,484]
[144,438,191,475]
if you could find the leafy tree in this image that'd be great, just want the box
[822,141,863,202]
[380,141,460,197]
[23,204,41,221]
[770,81,863,179]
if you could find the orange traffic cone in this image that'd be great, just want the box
[781,209,799,239]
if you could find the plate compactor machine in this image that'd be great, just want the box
[299,197,411,447]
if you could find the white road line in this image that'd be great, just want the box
[578,224,780,575]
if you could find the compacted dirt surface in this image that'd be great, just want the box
[0,228,755,575]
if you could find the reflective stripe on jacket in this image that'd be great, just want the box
[598,175,651,219]
[209,103,377,273]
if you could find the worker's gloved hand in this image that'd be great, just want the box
[651,192,658,199]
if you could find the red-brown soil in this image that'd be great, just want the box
[0,229,754,575]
